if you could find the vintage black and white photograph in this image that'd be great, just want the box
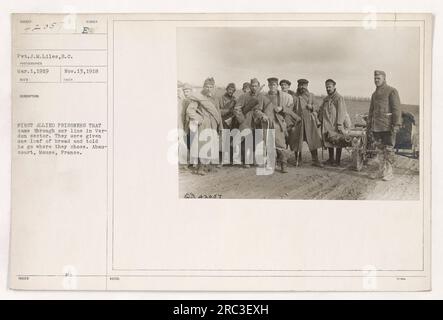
[177,26,421,200]
[6,11,433,293]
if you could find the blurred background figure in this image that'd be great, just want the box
[182,83,193,99]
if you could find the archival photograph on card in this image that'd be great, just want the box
[8,13,431,292]
[177,26,421,200]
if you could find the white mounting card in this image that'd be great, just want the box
[9,13,432,291]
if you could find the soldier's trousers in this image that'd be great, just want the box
[372,131,396,147]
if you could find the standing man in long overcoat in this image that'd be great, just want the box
[185,77,223,175]
[252,77,298,173]
[287,79,324,167]
[318,79,350,166]
[233,78,266,167]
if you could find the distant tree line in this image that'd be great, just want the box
[318,94,370,101]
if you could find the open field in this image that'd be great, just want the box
[335,98,420,129]
[179,148,420,200]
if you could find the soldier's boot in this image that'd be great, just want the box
[216,155,224,168]
[382,162,394,181]
[311,150,324,168]
[324,148,335,165]
[197,164,209,176]
[281,154,289,173]
[193,164,203,176]
[281,162,288,173]
[242,151,251,168]
[335,148,342,167]
[276,149,288,173]
[216,153,222,168]
[382,147,394,181]
[370,149,385,180]
[294,152,299,167]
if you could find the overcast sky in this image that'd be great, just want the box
[177,27,420,105]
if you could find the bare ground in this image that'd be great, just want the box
[179,148,420,200]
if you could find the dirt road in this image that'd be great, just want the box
[179,149,420,200]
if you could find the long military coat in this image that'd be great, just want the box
[252,91,294,150]
[234,92,266,131]
[287,91,323,152]
[318,91,348,148]
[185,92,222,162]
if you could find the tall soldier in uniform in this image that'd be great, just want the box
[318,79,350,166]
[287,79,324,167]
[253,77,297,173]
[185,77,223,175]
[367,70,402,181]
[234,78,266,168]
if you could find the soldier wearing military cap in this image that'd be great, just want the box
[233,78,267,168]
[287,78,324,167]
[280,79,291,86]
[212,83,238,165]
[182,83,193,99]
[203,77,215,87]
[252,77,299,173]
[219,83,237,129]
[235,79,266,132]
[368,70,402,181]
[279,79,295,96]
[178,83,193,144]
[185,77,223,175]
[325,78,336,86]
[318,79,351,166]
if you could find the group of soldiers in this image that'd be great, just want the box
[177,70,402,181]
